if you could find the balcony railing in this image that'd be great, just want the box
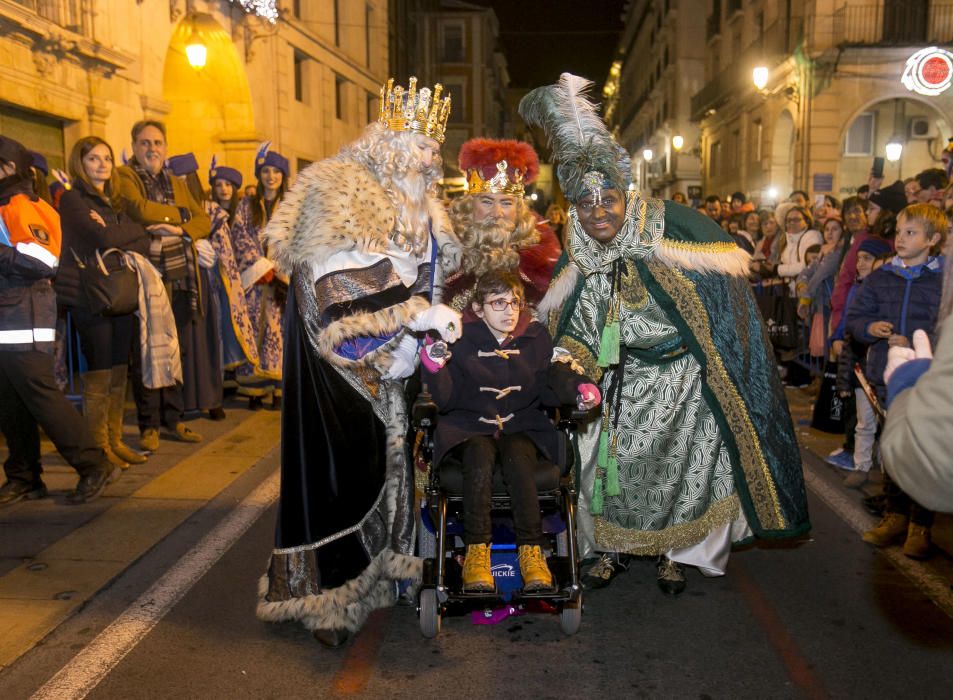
[832,2,953,46]
[10,0,91,37]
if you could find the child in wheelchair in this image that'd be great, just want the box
[419,269,600,593]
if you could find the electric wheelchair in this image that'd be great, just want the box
[411,385,592,638]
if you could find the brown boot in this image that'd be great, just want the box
[862,512,909,547]
[462,543,495,592]
[902,524,932,560]
[82,370,128,470]
[108,365,147,465]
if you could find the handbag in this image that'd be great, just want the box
[810,360,845,434]
[73,247,139,316]
[755,284,799,351]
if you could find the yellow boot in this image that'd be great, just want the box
[462,543,494,592]
[862,512,909,547]
[518,545,554,592]
[902,524,932,560]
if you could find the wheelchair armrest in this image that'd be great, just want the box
[412,385,439,429]
[554,404,598,431]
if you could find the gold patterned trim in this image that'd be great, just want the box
[558,335,600,382]
[646,259,786,530]
[594,493,741,555]
[662,239,740,254]
[617,259,648,309]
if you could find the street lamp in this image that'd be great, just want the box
[886,139,904,162]
[753,66,769,91]
[672,135,684,151]
[766,186,779,202]
[642,148,654,162]
[185,16,207,69]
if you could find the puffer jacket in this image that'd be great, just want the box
[845,256,944,387]
[0,245,57,353]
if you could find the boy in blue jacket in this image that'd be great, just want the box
[846,203,946,559]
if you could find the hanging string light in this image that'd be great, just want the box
[228,0,279,23]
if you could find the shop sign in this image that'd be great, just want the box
[902,47,953,96]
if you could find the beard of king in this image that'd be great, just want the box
[448,195,541,278]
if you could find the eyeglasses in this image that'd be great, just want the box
[485,298,524,311]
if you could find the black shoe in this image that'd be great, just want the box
[656,557,686,596]
[863,493,887,516]
[313,628,349,647]
[248,396,264,411]
[66,466,120,505]
[0,479,48,506]
[581,553,629,590]
[208,407,226,421]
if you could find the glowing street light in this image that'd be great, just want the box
[766,186,779,201]
[672,135,684,151]
[185,17,207,69]
[642,148,654,162]
[753,66,769,91]
[885,139,904,162]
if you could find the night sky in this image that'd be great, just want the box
[466,0,627,91]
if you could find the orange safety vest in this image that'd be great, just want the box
[0,193,62,260]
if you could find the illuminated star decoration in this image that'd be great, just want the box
[228,0,279,23]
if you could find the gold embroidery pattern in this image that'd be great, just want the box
[594,493,740,554]
[661,240,740,254]
[559,335,600,381]
[647,259,786,530]
[618,260,648,310]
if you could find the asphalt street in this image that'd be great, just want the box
[1,402,952,699]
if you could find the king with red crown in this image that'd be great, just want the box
[445,138,562,315]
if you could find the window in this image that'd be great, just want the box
[442,23,465,62]
[333,0,340,46]
[367,92,378,124]
[292,0,301,19]
[294,50,309,103]
[844,112,875,155]
[753,119,763,162]
[709,140,722,178]
[365,4,373,67]
[445,83,464,123]
[335,74,347,120]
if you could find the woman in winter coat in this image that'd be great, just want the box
[58,136,151,469]
[774,205,823,293]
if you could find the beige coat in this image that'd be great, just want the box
[881,322,953,513]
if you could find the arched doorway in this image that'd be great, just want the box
[770,110,795,199]
[162,13,258,181]
[838,97,952,193]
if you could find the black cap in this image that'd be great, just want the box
[0,136,33,176]
[868,180,907,216]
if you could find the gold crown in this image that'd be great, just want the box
[378,77,452,144]
[466,160,525,197]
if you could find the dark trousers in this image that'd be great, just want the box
[461,433,544,546]
[68,306,134,371]
[132,290,189,430]
[884,470,935,527]
[0,350,105,484]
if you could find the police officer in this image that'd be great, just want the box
[0,135,119,506]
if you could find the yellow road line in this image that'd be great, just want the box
[0,410,280,670]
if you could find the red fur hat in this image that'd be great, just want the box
[458,138,540,186]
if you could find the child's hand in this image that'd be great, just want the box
[576,383,601,411]
[867,320,893,338]
[838,390,851,398]
[887,334,910,348]
[831,340,844,357]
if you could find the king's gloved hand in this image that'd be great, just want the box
[408,303,462,342]
[195,239,218,268]
[381,333,419,380]
[576,383,602,411]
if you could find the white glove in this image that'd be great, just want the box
[884,329,933,384]
[195,239,218,269]
[408,303,462,342]
[381,333,419,380]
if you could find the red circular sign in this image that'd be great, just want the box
[921,56,950,85]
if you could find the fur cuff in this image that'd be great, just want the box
[256,549,423,633]
[654,240,751,277]
[240,257,275,291]
[318,294,431,370]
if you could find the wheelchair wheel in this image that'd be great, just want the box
[419,588,441,638]
[559,592,582,636]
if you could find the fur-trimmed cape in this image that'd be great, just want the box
[256,154,460,636]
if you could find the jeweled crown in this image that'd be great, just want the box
[467,160,525,197]
[378,77,452,144]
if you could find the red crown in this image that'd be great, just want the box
[459,139,540,195]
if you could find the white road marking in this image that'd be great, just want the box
[802,461,953,619]
[30,470,280,700]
